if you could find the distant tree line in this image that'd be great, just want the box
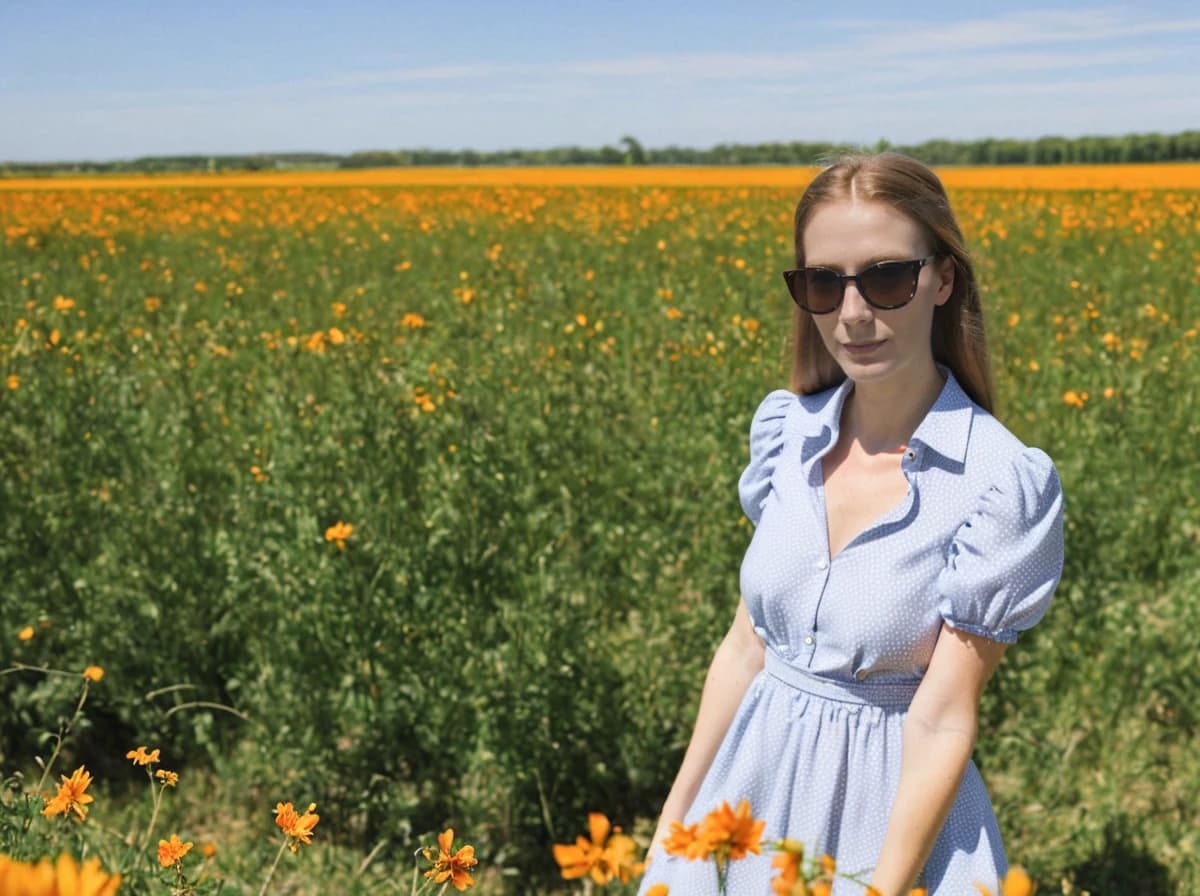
[5,130,1200,176]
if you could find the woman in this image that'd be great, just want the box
[637,153,1064,896]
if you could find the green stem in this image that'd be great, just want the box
[142,778,165,851]
[34,677,90,795]
[257,838,290,896]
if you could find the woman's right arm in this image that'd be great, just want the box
[645,599,765,864]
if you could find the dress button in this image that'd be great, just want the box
[804,635,814,646]
[816,559,828,570]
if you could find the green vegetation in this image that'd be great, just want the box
[1,182,1197,894]
[4,128,1200,175]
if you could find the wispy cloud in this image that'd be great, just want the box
[3,4,1198,159]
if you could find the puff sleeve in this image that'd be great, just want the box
[737,389,794,526]
[936,447,1065,643]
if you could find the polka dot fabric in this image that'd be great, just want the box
[637,368,1065,896]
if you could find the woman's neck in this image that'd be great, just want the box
[840,363,946,455]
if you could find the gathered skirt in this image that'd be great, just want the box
[636,650,1006,895]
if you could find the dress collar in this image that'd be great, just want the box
[793,365,975,465]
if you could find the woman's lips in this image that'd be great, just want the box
[842,340,884,356]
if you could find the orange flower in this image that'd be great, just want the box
[200,842,217,859]
[696,799,765,862]
[401,312,426,329]
[422,828,477,891]
[42,766,95,821]
[158,834,194,868]
[1061,390,1088,409]
[274,802,319,851]
[663,821,708,860]
[126,746,160,766]
[552,812,643,885]
[155,769,179,787]
[645,886,670,896]
[0,852,121,896]
[5,374,18,391]
[18,625,34,641]
[82,666,104,682]
[324,521,354,550]
[975,866,1036,896]
[770,839,804,896]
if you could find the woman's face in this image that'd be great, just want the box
[801,198,954,388]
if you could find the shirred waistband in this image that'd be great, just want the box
[764,649,919,709]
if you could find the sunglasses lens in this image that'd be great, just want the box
[860,262,917,308]
[803,268,842,313]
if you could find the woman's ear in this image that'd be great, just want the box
[933,256,955,306]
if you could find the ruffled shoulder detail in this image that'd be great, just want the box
[936,447,1065,643]
[737,389,796,526]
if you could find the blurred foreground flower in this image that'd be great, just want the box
[422,828,477,891]
[976,866,1035,896]
[42,766,95,821]
[553,812,643,885]
[274,801,319,851]
[0,853,121,895]
[661,800,763,894]
[770,839,841,896]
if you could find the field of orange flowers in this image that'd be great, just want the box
[1,166,1198,894]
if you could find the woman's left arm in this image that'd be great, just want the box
[867,623,1009,896]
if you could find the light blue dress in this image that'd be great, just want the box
[638,369,1064,895]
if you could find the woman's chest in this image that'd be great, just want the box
[739,457,968,675]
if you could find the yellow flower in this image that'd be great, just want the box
[327,326,346,345]
[0,853,121,896]
[155,769,179,787]
[646,886,670,896]
[1061,390,1088,409]
[975,866,1036,896]
[401,312,426,329]
[422,828,478,891]
[200,842,217,859]
[5,374,18,391]
[53,295,76,312]
[274,802,319,851]
[144,296,162,312]
[552,812,643,885]
[324,521,354,550]
[157,834,193,868]
[126,746,160,766]
[82,666,104,682]
[18,625,34,641]
[42,766,95,821]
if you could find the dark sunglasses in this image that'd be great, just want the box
[782,256,936,314]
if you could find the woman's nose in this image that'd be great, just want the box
[838,281,874,323]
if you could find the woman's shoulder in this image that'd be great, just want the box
[965,403,1057,479]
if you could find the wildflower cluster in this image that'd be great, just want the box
[552,812,643,886]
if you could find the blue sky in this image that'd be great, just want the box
[2,1,1199,161]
